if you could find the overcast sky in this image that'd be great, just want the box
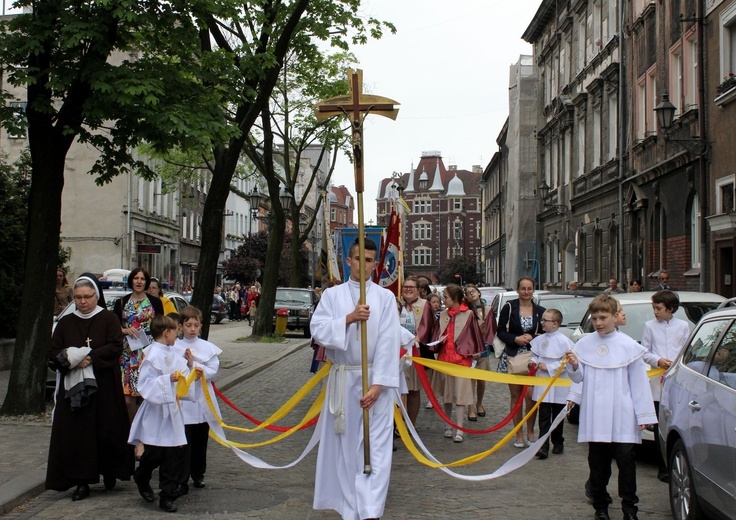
[330,0,541,223]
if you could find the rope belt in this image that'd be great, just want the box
[328,363,372,434]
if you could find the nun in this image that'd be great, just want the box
[46,273,134,500]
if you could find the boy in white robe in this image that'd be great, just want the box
[641,290,690,482]
[128,315,201,513]
[566,295,656,520]
[310,238,400,520]
[529,308,573,459]
[173,306,222,493]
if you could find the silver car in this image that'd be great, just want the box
[659,305,736,520]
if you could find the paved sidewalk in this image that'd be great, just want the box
[0,321,312,515]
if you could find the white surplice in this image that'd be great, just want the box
[530,330,573,403]
[310,278,401,520]
[567,330,657,444]
[128,342,194,447]
[172,336,222,424]
[641,317,690,400]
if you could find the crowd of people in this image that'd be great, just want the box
[47,255,684,520]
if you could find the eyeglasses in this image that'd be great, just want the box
[402,286,417,290]
[541,319,556,323]
[74,294,97,301]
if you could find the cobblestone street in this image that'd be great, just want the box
[3,328,673,519]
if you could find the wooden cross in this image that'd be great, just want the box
[85,337,92,348]
[314,69,399,193]
[314,70,399,476]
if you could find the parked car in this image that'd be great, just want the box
[479,286,506,305]
[537,291,598,337]
[272,287,317,337]
[490,289,549,321]
[659,305,736,520]
[164,292,189,314]
[571,292,726,344]
[211,293,228,324]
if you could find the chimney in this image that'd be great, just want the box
[448,165,457,171]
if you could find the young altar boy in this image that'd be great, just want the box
[128,315,201,513]
[565,295,656,520]
[529,308,574,459]
[173,306,222,493]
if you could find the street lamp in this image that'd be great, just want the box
[654,94,708,155]
[537,180,568,215]
[654,94,676,131]
[248,186,262,233]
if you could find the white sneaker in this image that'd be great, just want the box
[444,428,453,438]
[425,402,433,409]
[453,433,464,443]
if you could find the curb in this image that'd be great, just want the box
[0,338,312,515]
[216,339,312,392]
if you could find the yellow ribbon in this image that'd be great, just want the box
[175,369,199,398]
[199,363,330,449]
[409,356,664,386]
[395,361,567,468]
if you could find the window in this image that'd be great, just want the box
[684,33,698,108]
[331,208,336,222]
[681,320,729,367]
[592,101,601,168]
[670,44,683,116]
[413,199,431,214]
[608,96,617,160]
[412,247,432,266]
[691,195,700,268]
[453,199,462,212]
[577,117,586,177]
[412,222,432,240]
[577,16,587,72]
[7,102,27,139]
[716,176,735,214]
[453,221,463,240]
[710,323,736,388]
[636,66,657,139]
[720,2,736,81]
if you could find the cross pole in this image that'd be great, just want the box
[314,69,399,475]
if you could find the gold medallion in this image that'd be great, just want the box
[596,344,609,357]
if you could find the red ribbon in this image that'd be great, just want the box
[412,345,536,435]
[212,383,320,432]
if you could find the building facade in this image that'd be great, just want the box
[376,152,483,283]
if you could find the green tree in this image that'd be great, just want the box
[0,151,31,339]
[223,231,308,287]
[0,0,232,415]
[437,256,480,286]
[186,2,393,339]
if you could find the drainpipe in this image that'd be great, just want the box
[696,0,707,292]
[617,0,625,285]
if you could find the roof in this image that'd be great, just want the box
[522,0,556,44]
[330,185,353,207]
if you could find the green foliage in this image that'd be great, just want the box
[223,230,309,287]
[0,151,31,338]
[437,256,481,286]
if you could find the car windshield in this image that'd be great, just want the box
[579,301,723,341]
[540,297,593,326]
[275,290,312,304]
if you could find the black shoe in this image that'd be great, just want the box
[594,509,610,520]
[535,450,548,459]
[71,484,90,501]
[103,475,116,490]
[552,445,564,454]
[657,470,670,483]
[134,473,155,502]
[623,513,639,520]
[192,477,205,488]
[174,483,189,496]
[159,498,178,513]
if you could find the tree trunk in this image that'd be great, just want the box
[191,141,243,340]
[290,204,305,287]
[252,178,287,337]
[1,133,68,415]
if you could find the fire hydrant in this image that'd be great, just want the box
[275,308,288,335]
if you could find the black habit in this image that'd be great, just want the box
[46,309,134,491]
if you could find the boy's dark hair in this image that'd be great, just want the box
[150,314,177,339]
[546,308,563,324]
[588,294,619,315]
[651,290,680,313]
[348,237,377,258]
[180,305,203,323]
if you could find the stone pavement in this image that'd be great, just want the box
[0,320,312,516]
[1,320,674,519]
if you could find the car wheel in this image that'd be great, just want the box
[669,439,704,520]
[210,312,218,325]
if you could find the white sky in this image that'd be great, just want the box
[331,0,541,224]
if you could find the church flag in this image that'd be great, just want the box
[375,208,401,295]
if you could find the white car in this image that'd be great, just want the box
[490,289,549,322]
